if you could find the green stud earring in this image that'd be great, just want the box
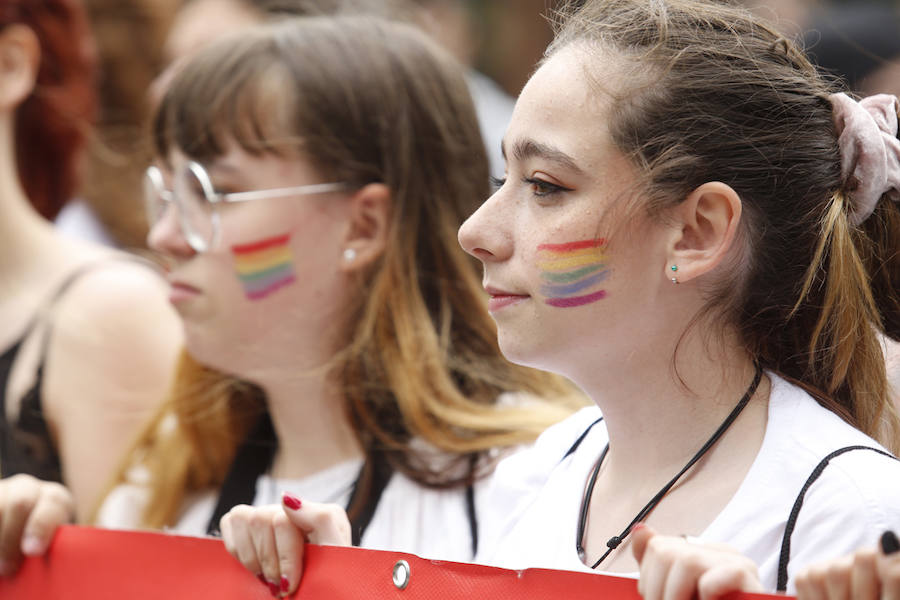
[670,265,678,272]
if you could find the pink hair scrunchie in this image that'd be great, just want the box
[829,92,900,225]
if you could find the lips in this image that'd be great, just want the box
[168,280,201,304]
[485,285,529,312]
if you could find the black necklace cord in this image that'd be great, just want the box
[577,363,764,569]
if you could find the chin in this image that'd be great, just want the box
[181,327,235,375]
[496,333,550,371]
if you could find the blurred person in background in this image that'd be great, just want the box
[157,0,515,178]
[54,0,181,247]
[0,16,579,592]
[0,0,182,572]
[802,2,900,98]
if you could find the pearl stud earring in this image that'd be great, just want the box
[343,248,357,262]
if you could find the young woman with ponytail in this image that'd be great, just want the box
[223,1,900,597]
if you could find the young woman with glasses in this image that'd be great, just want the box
[0,15,586,592]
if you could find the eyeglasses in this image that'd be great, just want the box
[144,161,348,253]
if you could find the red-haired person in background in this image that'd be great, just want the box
[0,0,181,575]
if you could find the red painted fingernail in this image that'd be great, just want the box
[257,573,268,586]
[281,575,290,593]
[268,581,280,596]
[631,522,646,533]
[283,493,302,510]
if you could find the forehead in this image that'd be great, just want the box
[506,45,618,169]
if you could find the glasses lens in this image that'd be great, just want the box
[174,162,217,252]
[143,167,170,227]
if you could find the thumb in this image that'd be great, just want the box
[631,523,657,565]
[281,493,353,546]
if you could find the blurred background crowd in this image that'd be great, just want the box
[53,0,900,252]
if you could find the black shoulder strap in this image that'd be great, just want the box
[206,411,278,535]
[776,445,899,591]
[561,417,604,462]
[345,452,393,546]
[465,453,480,558]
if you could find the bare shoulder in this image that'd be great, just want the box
[49,255,182,351]
[43,253,183,408]
[39,254,183,519]
[53,256,172,321]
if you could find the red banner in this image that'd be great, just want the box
[0,526,783,599]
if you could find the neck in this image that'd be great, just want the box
[573,324,765,480]
[0,120,76,281]
[260,366,362,481]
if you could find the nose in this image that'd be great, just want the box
[147,203,195,259]
[458,190,513,263]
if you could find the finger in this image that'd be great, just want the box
[220,513,237,557]
[248,509,281,593]
[796,565,829,600]
[221,506,264,577]
[849,549,879,600]
[821,556,852,600]
[273,512,305,597]
[662,552,704,600]
[221,514,277,597]
[698,564,764,600]
[638,534,671,600]
[281,494,352,546]
[20,482,73,556]
[877,553,900,600]
[0,477,40,575]
[632,523,654,565]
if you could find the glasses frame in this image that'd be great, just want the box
[144,161,349,253]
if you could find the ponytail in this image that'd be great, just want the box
[791,191,900,449]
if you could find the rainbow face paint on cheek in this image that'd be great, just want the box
[537,238,609,308]
[231,233,297,300]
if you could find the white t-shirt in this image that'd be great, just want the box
[477,373,900,592]
[98,456,491,562]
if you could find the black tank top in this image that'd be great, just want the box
[0,257,157,482]
[0,323,62,481]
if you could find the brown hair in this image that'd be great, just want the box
[1,0,97,219]
[99,16,578,528]
[549,0,900,451]
[77,0,179,247]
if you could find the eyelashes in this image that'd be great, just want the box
[490,176,574,198]
[523,177,572,197]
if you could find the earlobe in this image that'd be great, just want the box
[340,183,392,273]
[0,24,40,111]
[666,182,742,283]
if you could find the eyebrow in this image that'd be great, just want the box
[501,138,586,176]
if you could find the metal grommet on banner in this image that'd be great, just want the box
[392,560,411,590]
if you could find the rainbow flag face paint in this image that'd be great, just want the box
[231,233,297,300]
[537,238,609,308]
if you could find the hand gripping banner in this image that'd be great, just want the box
[0,526,782,600]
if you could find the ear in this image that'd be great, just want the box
[665,181,742,283]
[339,183,392,273]
[0,24,40,111]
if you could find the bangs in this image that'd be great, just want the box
[153,32,300,164]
